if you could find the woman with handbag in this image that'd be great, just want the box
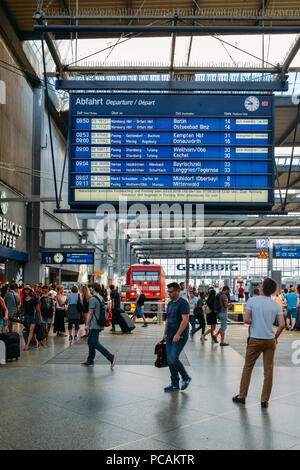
[202,289,218,343]
[81,285,91,338]
[53,285,67,337]
[22,285,42,351]
[66,285,82,342]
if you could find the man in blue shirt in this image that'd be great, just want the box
[285,287,299,330]
[162,282,191,392]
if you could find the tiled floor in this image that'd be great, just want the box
[1,323,300,450]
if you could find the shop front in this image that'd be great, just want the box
[0,186,28,284]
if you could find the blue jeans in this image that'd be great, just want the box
[87,329,113,364]
[166,330,190,387]
[189,315,196,331]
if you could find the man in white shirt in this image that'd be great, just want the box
[233,277,285,408]
[244,283,250,302]
[179,282,189,301]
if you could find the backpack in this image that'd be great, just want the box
[213,293,222,314]
[92,295,108,328]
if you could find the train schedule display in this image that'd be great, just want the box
[69,93,274,207]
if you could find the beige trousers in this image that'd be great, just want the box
[239,337,277,403]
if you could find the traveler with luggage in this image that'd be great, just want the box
[214,286,232,346]
[81,283,115,369]
[162,282,191,392]
[66,285,82,342]
[233,277,285,408]
[22,285,42,351]
[53,285,67,337]
[4,283,19,332]
[109,284,121,332]
[40,285,55,341]
[132,290,148,327]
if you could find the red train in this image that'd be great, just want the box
[125,264,166,304]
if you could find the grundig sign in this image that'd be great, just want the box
[177,263,239,272]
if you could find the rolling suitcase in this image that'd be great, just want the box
[118,312,135,333]
[0,332,20,361]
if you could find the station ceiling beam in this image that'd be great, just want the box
[34,25,300,36]
[64,65,279,75]
[41,15,300,23]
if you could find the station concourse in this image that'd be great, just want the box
[1,0,300,453]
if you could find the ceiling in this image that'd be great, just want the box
[2,0,300,260]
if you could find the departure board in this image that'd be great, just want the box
[273,244,300,259]
[69,93,274,207]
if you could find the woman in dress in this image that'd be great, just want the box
[22,285,42,351]
[81,285,91,338]
[53,285,67,337]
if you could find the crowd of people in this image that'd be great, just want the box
[1,277,300,407]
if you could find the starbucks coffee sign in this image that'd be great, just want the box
[0,215,23,249]
[0,191,23,249]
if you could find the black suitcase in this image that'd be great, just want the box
[118,312,135,333]
[0,332,20,361]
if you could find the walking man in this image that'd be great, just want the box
[215,286,232,346]
[163,282,191,392]
[244,283,250,302]
[233,278,285,408]
[81,283,115,369]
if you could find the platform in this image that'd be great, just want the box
[1,323,300,450]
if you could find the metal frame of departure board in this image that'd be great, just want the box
[68,92,275,209]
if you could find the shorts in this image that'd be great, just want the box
[218,312,228,331]
[68,319,80,331]
[42,317,53,325]
[0,318,3,330]
[287,308,298,320]
[133,305,143,318]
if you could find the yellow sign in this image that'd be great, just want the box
[94,271,104,275]
[234,304,245,313]
[258,250,268,259]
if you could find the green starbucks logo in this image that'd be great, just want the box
[0,191,8,215]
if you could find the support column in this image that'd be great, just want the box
[185,250,190,289]
[24,85,44,284]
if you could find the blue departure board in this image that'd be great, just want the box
[69,93,274,206]
[273,245,300,259]
[42,252,94,264]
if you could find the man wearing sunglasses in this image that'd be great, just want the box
[162,282,191,392]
